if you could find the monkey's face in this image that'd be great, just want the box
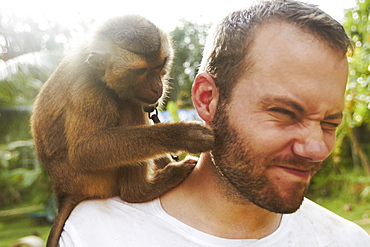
[132,65,165,105]
[97,50,170,105]
[86,15,174,105]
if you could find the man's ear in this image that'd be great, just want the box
[192,72,219,122]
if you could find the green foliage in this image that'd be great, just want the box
[0,52,62,105]
[0,52,61,143]
[0,140,52,207]
[169,20,210,108]
[0,213,51,247]
[0,12,67,144]
[0,12,68,208]
[333,0,370,175]
[308,162,370,233]
[308,159,370,202]
[166,101,180,121]
[342,0,370,127]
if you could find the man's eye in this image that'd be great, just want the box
[321,122,340,131]
[269,107,296,118]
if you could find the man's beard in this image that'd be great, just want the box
[209,102,322,214]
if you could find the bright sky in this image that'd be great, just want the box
[4,0,357,32]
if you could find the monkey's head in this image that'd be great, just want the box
[86,15,174,106]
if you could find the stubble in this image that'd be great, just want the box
[209,102,321,214]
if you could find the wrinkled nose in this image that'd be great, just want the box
[292,124,331,162]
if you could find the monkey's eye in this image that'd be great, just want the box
[132,68,147,76]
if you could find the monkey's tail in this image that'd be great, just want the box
[46,198,80,247]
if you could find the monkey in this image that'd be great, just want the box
[30,15,214,247]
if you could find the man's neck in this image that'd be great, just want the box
[160,152,282,240]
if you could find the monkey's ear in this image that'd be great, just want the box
[86,52,109,70]
[192,72,219,122]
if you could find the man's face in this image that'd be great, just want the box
[210,21,348,214]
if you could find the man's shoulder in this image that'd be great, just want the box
[70,197,155,221]
[286,198,370,243]
[61,198,178,246]
[297,198,359,226]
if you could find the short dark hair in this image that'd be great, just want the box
[200,0,352,103]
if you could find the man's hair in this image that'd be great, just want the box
[199,0,352,103]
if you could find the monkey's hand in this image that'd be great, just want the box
[155,156,197,186]
[123,157,197,203]
[164,157,197,175]
[162,122,214,154]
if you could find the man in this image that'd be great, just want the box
[60,0,370,246]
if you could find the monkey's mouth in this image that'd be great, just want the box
[137,88,163,105]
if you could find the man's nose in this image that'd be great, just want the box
[292,124,331,162]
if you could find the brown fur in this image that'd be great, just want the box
[31,15,213,247]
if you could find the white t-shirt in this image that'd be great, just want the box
[60,197,370,247]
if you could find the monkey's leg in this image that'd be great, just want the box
[119,159,196,203]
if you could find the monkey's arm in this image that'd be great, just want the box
[67,122,213,171]
[65,88,213,172]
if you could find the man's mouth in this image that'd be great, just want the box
[273,165,312,181]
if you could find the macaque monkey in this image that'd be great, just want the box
[31,15,214,247]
